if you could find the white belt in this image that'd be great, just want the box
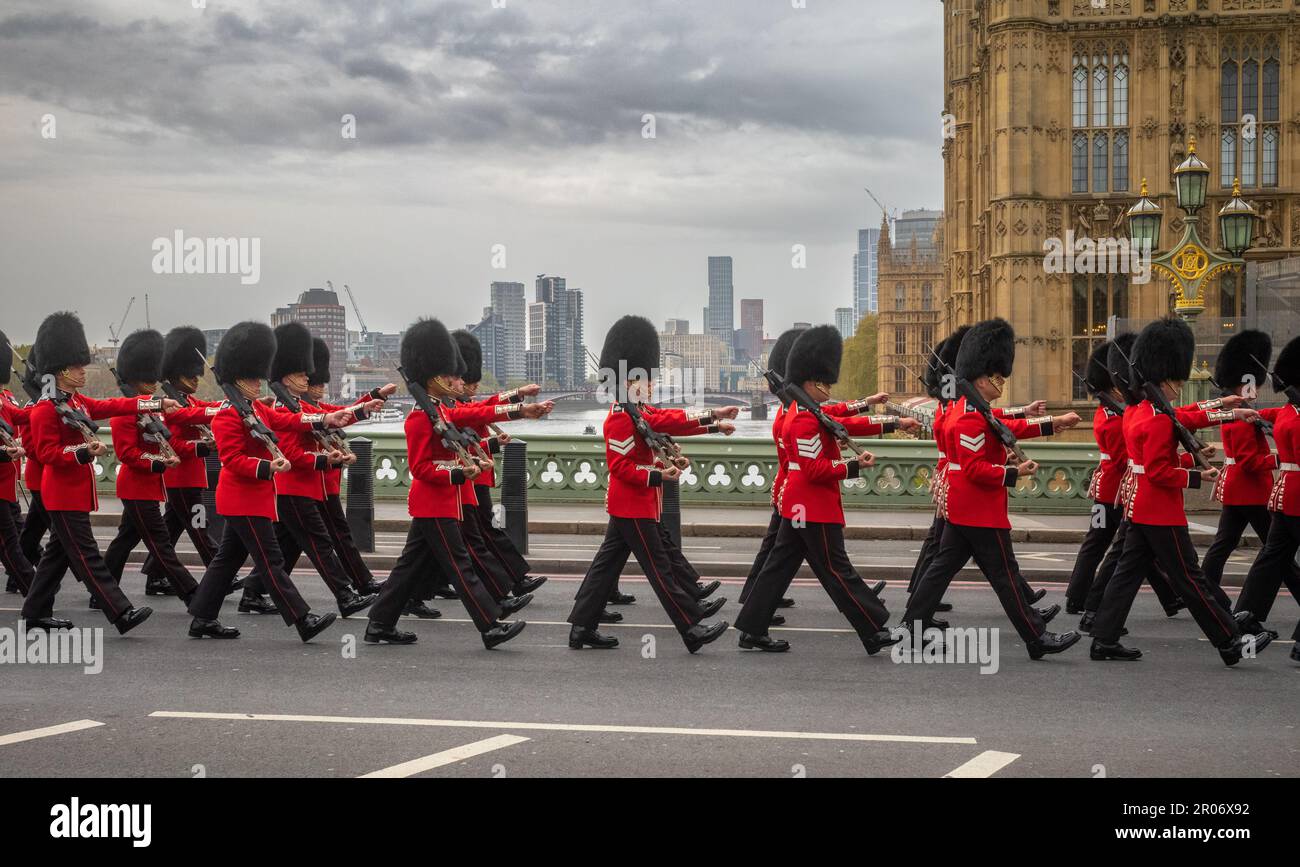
[1099,453,1112,461]
[787,462,801,471]
[937,451,946,459]
[1130,465,1145,475]
[1282,463,1300,472]
[1224,458,1236,466]
[948,464,961,471]
[1127,459,1134,467]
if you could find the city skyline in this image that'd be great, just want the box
[0,0,944,348]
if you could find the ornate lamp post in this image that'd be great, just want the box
[1126,137,1258,321]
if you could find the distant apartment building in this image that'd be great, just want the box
[735,298,764,360]
[707,256,734,355]
[659,331,730,395]
[855,227,881,319]
[489,281,527,383]
[347,331,402,365]
[469,311,507,388]
[527,275,586,388]
[834,307,857,339]
[664,318,690,336]
[271,287,347,395]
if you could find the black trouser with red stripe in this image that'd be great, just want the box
[736,519,890,642]
[739,509,782,603]
[141,487,216,581]
[1085,519,1182,612]
[472,485,530,581]
[1065,503,1122,609]
[1235,511,1300,624]
[104,499,198,598]
[907,514,945,595]
[321,494,375,592]
[0,497,34,595]
[1206,505,1300,606]
[1092,523,1239,647]
[276,494,356,604]
[189,515,310,627]
[370,517,501,632]
[904,522,1045,644]
[569,516,704,635]
[19,490,49,567]
[461,509,522,601]
[22,510,134,623]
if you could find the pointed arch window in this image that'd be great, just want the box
[1071,42,1129,194]
[1220,35,1281,189]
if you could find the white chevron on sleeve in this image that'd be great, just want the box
[959,432,986,452]
[795,435,823,459]
[608,435,636,456]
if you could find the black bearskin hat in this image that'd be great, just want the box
[0,330,10,386]
[116,328,165,384]
[598,315,659,377]
[33,311,92,376]
[955,318,1015,382]
[400,318,458,385]
[453,330,482,384]
[1132,317,1194,386]
[214,321,276,385]
[925,325,970,398]
[1107,332,1140,406]
[20,346,40,398]
[1214,329,1271,396]
[271,322,315,382]
[1085,339,1115,394]
[1273,335,1300,394]
[786,325,843,386]
[766,328,805,395]
[308,338,332,386]
[162,326,207,382]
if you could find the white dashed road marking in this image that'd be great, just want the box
[358,734,530,778]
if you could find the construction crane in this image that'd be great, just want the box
[108,296,136,347]
[863,186,897,224]
[329,280,370,339]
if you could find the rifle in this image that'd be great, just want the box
[6,342,100,445]
[620,399,688,469]
[1210,370,1273,438]
[763,368,868,455]
[160,380,216,446]
[1073,369,1126,417]
[1253,352,1300,427]
[1113,342,1211,470]
[927,345,1029,463]
[196,349,285,462]
[397,365,479,470]
[110,366,178,462]
[269,381,354,459]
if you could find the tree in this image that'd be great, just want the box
[834,313,878,400]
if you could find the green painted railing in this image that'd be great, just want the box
[90,432,1106,515]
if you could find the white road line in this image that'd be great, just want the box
[359,734,529,778]
[151,711,977,745]
[943,750,1020,778]
[394,615,861,634]
[0,719,104,747]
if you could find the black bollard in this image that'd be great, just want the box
[346,437,375,553]
[202,451,224,541]
[500,439,529,555]
[661,477,682,548]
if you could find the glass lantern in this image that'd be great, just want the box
[1126,178,1163,254]
[1173,137,1209,214]
[1217,178,1256,258]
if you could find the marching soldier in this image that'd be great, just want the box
[1089,317,1270,665]
[451,329,549,601]
[102,329,216,602]
[284,336,392,597]
[1233,333,1300,646]
[740,327,906,624]
[20,312,175,633]
[364,318,549,648]
[735,325,902,654]
[266,322,378,619]
[138,327,232,599]
[0,331,34,595]
[1201,330,1300,604]
[186,321,357,642]
[16,349,49,573]
[903,318,1083,660]
[567,315,732,653]
[1076,335,1241,632]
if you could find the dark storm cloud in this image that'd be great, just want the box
[0,0,936,154]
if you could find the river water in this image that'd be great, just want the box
[353,407,777,438]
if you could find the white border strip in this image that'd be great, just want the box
[359,734,529,778]
[0,719,104,747]
[943,750,1021,778]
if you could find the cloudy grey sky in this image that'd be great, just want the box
[0,0,943,347]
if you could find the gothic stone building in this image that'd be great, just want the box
[876,215,945,396]
[942,0,1298,408]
